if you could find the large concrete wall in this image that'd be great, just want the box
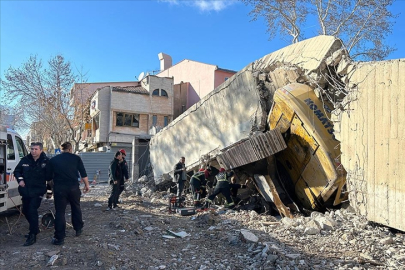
[150,66,262,181]
[335,59,405,231]
[150,35,344,183]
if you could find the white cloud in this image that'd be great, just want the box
[160,0,237,12]
[160,0,180,5]
[193,0,236,12]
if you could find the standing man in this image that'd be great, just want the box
[47,142,90,245]
[14,142,49,246]
[107,151,123,210]
[173,157,186,197]
[116,149,129,205]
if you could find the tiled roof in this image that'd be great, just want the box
[112,85,149,95]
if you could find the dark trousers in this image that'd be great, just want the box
[53,185,83,240]
[208,184,233,205]
[22,196,42,235]
[176,180,185,197]
[108,184,120,208]
[190,182,201,201]
[115,184,125,204]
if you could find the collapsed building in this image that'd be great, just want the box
[149,35,405,231]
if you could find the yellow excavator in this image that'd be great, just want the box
[267,83,347,212]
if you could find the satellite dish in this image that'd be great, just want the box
[138,72,145,81]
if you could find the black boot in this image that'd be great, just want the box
[203,201,210,209]
[23,234,36,246]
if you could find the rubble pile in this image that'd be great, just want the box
[1,183,404,269]
[124,174,158,198]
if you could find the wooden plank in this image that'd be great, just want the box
[398,60,405,230]
[377,62,389,225]
[384,62,396,227]
[365,64,376,222]
[398,138,405,231]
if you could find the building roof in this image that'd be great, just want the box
[112,85,149,95]
[156,59,236,75]
[216,67,237,74]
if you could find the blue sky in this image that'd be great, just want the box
[1,0,404,83]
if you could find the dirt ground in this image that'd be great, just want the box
[0,183,404,270]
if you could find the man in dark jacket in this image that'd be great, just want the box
[107,151,123,210]
[173,157,186,197]
[47,142,89,245]
[14,142,49,246]
[204,168,234,209]
[116,149,129,205]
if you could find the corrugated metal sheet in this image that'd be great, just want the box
[79,152,129,183]
[216,129,287,170]
[48,152,132,183]
[339,59,405,231]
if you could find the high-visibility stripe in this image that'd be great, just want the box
[6,173,15,182]
[191,171,205,181]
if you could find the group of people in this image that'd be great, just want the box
[173,156,249,209]
[107,149,129,210]
[15,146,242,246]
[14,142,90,246]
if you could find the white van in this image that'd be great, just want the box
[0,125,28,213]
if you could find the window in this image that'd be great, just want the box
[164,116,169,127]
[152,89,168,97]
[116,112,124,126]
[116,112,139,127]
[131,114,139,127]
[152,115,157,126]
[93,114,100,130]
[15,136,27,158]
[7,134,15,160]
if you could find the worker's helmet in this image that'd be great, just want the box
[219,168,225,172]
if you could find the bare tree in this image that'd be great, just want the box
[244,0,310,43]
[0,55,86,152]
[242,0,397,60]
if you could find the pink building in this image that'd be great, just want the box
[156,53,236,118]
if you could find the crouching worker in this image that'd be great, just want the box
[189,168,210,207]
[229,177,250,205]
[204,168,234,209]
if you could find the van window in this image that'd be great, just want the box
[15,136,27,158]
[7,134,15,160]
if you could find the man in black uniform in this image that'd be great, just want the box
[14,142,49,246]
[204,168,235,208]
[116,149,129,205]
[107,151,123,210]
[47,142,89,245]
[173,157,186,197]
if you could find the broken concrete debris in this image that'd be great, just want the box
[2,183,405,269]
[46,254,59,266]
[240,229,259,243]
